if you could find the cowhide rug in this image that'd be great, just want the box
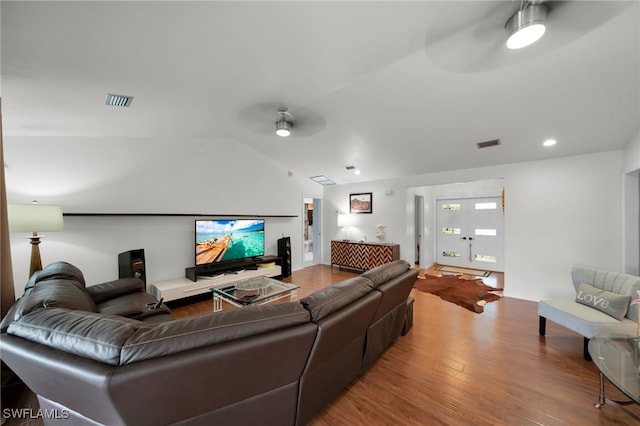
[414,272,503,313]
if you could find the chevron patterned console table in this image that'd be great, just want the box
[331,240,400,271]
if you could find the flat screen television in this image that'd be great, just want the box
[195,219,265,266]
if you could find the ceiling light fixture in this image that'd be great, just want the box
[275,106,294,137]
[310,175,336,186]
[543,138,557,147]
[505,3,548,50]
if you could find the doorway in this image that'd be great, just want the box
[435,196,504,271]
[303,197,321,266]
[414,195,424,267]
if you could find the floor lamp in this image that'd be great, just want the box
[8,202,64,277]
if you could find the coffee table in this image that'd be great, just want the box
[588,336,640,420]
[211,276,298,312]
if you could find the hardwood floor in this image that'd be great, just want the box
[171,264,639,425]
[4,265,639,425]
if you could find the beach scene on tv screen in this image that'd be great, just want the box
[195,219,265,265]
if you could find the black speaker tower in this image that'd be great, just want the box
[118,249,146,288]
[277,237,291,277]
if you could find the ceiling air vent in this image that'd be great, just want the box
[105,94,133,107]
[476,139,501,149]
[345,165,361,175]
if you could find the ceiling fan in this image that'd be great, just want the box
[238,102,326,138]
[424,0,635,73]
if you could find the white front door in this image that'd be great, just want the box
[436,197,504,271]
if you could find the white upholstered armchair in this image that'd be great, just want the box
[538,266,640,360]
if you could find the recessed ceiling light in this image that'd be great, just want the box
[543,139,557,147]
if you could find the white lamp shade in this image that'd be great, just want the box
[337,214,355,227]
[8,204,64,233]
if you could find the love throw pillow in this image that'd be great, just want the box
[575,282,630,320]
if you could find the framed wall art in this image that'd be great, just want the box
[350,192,372,214]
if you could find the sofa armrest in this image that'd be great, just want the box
[86,278,145,303]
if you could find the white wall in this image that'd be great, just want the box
[623,130,640,174]
[623,130,640,275]
[4,136,318,214]
[323,151,625,302]
[623,171,640,276]
[6,133,633,302]
[6,136,321,292]
[9,215,300,288]
[499,152,622,301]
[323,181,406,249]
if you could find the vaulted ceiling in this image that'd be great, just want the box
[2,1,639,186]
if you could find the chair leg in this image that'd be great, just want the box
[584,337,592,361]
[539,316,546,336]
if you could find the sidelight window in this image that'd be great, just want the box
[475,202,497,210]
[475,229,497,236]
[442,251,461,258]
[475,254,496,263]
[442,204,461,210]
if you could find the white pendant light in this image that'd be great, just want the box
[275,107,293,137]
[505,3,548,50]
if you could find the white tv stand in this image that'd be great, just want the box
[149,257,282,302]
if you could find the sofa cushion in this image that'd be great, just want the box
[95,291,160,316]
[29,261,86,289]
[15,279,96,321]
[360,260,411,288]
[539,299,637,338]
[86,278,145,304]
[300,276,374,322]
[575,282,630,320]
[120,301,310,365]
[7,308,146,365]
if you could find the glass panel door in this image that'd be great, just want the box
[436,197,504,271]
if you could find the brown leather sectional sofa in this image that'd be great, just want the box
[1,259,417,425]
